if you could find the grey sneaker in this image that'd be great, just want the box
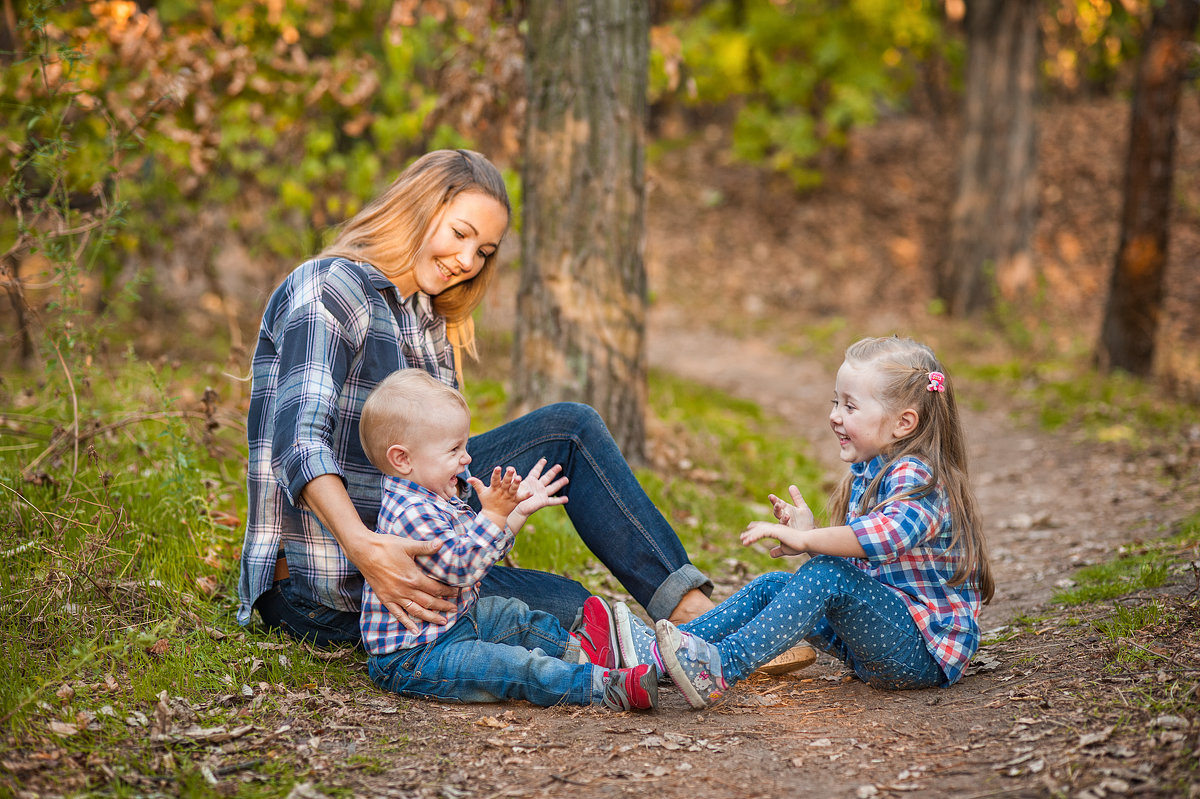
[613,601,662,671]
[655,619,728,709]
[600,664,659,711]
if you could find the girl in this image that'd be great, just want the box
[620,335,994,708]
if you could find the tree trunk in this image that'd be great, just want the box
[1097,0,1199,376]
[940,0,1039,315]
[512,0,650,462]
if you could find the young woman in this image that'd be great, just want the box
[236,150,714,646]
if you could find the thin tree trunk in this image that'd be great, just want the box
[1097,0,1199,376]
[940,0,1039,315]
[512,0,650,462]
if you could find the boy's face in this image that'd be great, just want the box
[398,405,472,501]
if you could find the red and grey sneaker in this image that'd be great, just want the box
[571,596,619,668]
[601,664,660,711]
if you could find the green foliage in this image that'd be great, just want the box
[2,0,520,361]
[658,0,951,188]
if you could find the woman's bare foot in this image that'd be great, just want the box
[667,588,716,625]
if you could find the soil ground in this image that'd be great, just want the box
[248,97,1200,799]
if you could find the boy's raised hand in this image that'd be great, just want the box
[513,458,569,519]
[469,466,522,526]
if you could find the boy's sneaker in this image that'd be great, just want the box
[601,664,659,711]
[613,601,663,672]
[571,596,619,668]
[655,619,728,710]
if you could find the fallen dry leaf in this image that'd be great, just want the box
[48,721,78,737]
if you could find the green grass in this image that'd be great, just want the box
[1055,513,1200,606]
[0,351,829,795]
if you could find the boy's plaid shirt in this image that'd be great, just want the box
[360,477,515,657]
[846,455,982,685]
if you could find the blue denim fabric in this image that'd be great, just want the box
[466,402,712,623]
[367,596,598,705]
[681,556,945,689]
[253,577,361,647]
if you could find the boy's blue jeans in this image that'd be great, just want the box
[255,403,711,644]
[367,596,599,706]
[682,555,945,690]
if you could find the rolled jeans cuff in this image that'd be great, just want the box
[645,564,713,621]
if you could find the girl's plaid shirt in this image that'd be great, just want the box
[360,476,515,657]
[846,454,983,686]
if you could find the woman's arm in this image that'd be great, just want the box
[300,474,458,633]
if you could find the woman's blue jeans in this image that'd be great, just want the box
[255,402,711,644]
[470,403,710,624]
[367,596,598,706]
[681,555,945,690]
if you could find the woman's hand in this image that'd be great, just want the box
[300,474,457,635]
[357,533,460,633]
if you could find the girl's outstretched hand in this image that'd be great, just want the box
[742,485,816,558]
[769,485,816,531]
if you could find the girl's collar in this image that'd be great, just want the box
[850,454,888,479]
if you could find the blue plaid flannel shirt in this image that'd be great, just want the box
[236,257,457,626]
[360,477,515,656]
[845,454,982,685]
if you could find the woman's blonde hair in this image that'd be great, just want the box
[829,336,994,602]
[359,369,469,474]
[319,149,511,363]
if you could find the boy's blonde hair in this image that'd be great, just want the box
[359,369,470,474]
[319,149,511,371]
[829,336,994,602]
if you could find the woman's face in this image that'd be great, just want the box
[406,191,509,297]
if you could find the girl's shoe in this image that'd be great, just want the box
[654,619,728,709]
[613,601,662,671]
[600,664,659,711]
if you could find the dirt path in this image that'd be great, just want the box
[296,308,1196,799]
[645,305,1192,630]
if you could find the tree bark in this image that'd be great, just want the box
[1097,0,1199,376]
[940,0,1039,315]
[512,0,650,462]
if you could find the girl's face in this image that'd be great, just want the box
[829,360,907,464]
[400,405,473,501]
[403,191,508,297]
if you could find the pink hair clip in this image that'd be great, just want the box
[927,371,946,393]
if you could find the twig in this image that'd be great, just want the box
[1120,639,1193,671]
[50,339,80,483]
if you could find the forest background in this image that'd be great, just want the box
[2,1,1200,797]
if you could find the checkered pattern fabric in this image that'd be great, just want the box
[360,477,514,656]
[236,257,457,625]
[847,455,982,684]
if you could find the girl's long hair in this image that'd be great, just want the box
[828,336,994,602]
[317,149,511,365]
